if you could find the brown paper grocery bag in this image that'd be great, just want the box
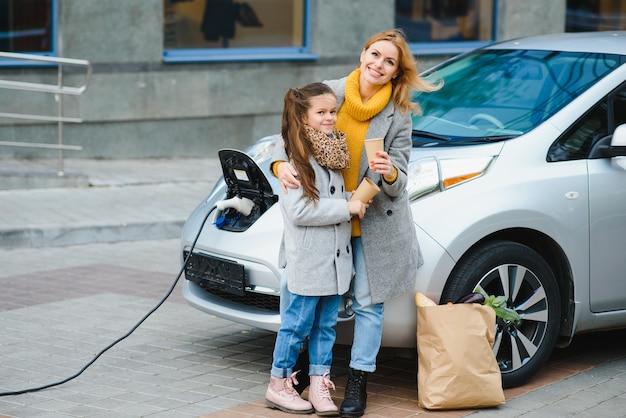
[416,302,505,410]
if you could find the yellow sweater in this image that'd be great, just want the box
[338,69,392,237]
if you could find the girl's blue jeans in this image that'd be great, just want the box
[272,268,341,378]
[278,237,384,374]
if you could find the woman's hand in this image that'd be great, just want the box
[277,161,301,193]
[370,150,396,178]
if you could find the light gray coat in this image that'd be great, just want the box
[278,156,353,296]
[274,76,422,304]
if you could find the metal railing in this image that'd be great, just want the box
[0,51,92,175]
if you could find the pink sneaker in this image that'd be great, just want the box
[265,371,314,414]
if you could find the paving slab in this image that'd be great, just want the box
[1,158,626,417]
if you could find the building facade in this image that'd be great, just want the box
[0,0,615,159]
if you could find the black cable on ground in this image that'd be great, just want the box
[0,205,216,396]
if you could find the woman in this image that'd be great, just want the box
[273,29,441,417]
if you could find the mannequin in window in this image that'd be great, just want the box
[201,0,236,47]
[201,0,262,48]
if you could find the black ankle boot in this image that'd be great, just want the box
[340,368,368,417]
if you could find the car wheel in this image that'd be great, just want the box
[441,240,561,388]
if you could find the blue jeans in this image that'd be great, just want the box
[272,268,341,377]
[278,237,384,374]
[349,236,384,373]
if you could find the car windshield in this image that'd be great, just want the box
[412,48,622,146]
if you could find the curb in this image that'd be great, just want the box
[0,170,90,191]
[0,220,185,249]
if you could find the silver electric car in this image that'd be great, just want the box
[180,31,626,388]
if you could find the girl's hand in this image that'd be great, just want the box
[347,200,368,219]
[369,150,395,178]
[277,161,301,193]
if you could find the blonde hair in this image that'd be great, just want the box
[362,29,442,114]
[281,82,336,202]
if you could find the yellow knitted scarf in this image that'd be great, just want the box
[337,69,392,236]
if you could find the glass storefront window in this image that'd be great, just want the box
[566,0,626,31]
[0,0,54,53]
[163,0,315,62]
[395,0,495,53]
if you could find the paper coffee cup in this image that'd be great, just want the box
[350,177,380,203]
[364,138,384,162]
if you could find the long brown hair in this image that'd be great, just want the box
[362,29,442,114]
[281,82,336,202]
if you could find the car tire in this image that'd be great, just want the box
[440,240,561,388]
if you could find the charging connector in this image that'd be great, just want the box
[215,196,254,216]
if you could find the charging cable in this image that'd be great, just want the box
[0,203,221,396]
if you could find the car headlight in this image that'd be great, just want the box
[244,135,279,163]
[407,156,496,201]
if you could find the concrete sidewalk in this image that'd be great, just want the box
[0,158,222,249]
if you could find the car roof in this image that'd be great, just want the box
[486,31,626,55]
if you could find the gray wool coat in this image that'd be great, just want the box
[278,156,354,297]
[273,76,422,304]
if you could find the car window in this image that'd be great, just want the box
[613,87,626,128]
[548,82,626,162]
[412,49,622,147]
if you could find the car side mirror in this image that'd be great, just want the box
[611,124,626,147]
[599,124,626,155]
[608,124,626,170]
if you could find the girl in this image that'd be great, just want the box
[265,82,367,416]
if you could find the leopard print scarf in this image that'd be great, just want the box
[306,125,351,170]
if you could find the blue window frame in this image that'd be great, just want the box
[0,0,57,66]
[0,0,56,53]
[395,0,497,56]
[163,0,317,63]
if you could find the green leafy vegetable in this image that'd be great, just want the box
[483,295,522,324]
[474,285,522,325]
